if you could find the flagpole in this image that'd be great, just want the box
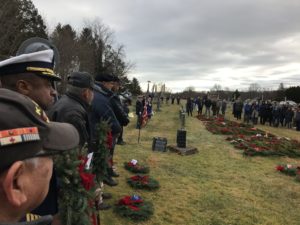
[138,125,141,144]
[138,112,142,143]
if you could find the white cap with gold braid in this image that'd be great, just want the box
[0,49,61,81]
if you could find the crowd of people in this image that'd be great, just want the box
[232,99,300,131]
[0,39,130,225]
[185,96,227,118]
[183,94,300,131]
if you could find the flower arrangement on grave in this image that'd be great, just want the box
[55,150,96,225]
[114,195,154,221]
[124,159,150,174]
[199,116,265,136]
[127,175,160,190]
[276,164,300,176]
[227,134,300,157]
[196,114,215,121]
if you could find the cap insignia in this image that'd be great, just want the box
[26,67,55,76]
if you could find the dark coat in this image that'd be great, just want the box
[48,92,90,148]
[285,109,294,122]
[204,99,212,108]
[90,83,121,140]
[109,94,129,126]
[296,111,300,122]
[136,100,143,115]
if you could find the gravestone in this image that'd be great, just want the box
[152,137,168,152]
[176,130,186,148]
[169,106,198,156]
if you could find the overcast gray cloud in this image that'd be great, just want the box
[32,0,300,92]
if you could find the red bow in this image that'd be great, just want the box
[78,156,95,191]
[131,175,149,184]
[118,196,143,211]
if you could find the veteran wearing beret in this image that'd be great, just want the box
[0,89,79,225]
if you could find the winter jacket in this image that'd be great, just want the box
[136,100,143,115]
[109,94,130,126]
[48,92,91,148]
[204,99,212,108]
[90,83,121,140]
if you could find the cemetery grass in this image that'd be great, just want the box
[101,102,300,225]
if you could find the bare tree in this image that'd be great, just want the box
[184,86,196,93]
[248,83,261,99]
[210,84,222,93]
[276,82,285,101]
[82,19,113,75]
[80,19,134,78]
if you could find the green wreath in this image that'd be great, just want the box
[127,175,160,190]
[114,195,154,221]
[55,151,95,225]
[276,164,300,176]
[124,161,150,174]
[92,121,110,183]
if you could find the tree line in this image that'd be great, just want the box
[183,83,300,103]
[0,0,142,95]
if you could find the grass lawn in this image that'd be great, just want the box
[101,101,300,225]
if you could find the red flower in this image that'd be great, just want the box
[217,117,224,122]
[78,156,95,191]
[221,128,230,133]
[80,172,95,191]
[78,156,88,172]
[131,175,149,184]
[276,165,284,171]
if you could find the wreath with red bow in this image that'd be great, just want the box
[55,152,96,225]
[124,161,150,174]
[127,175,160,190]
[114,195,154,221]
[276,164,300,182]
[276,164,300,176]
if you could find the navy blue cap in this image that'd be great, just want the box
[95,73,117,82]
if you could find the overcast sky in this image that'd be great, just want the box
[32,0,300,92]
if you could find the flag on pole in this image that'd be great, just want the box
[141,104,148,127]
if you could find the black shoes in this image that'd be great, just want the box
[102,192,112,200]
[117,140,126,145]
[97,202,111,210]
[108,168,120,177]
[110,170,120,177]
[103,176,118,186]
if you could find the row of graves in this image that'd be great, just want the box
[197,115,300,183]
